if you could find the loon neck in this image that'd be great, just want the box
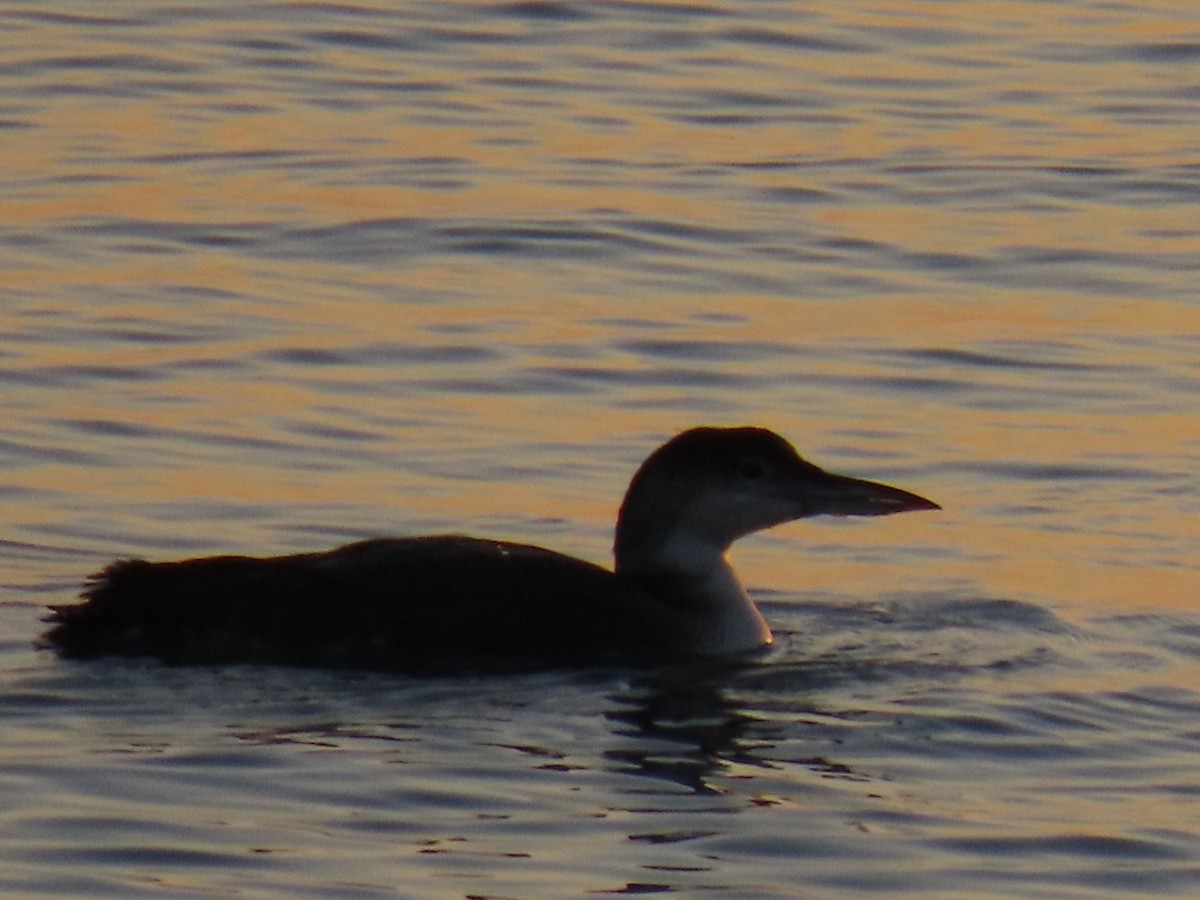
[615,538,772,655]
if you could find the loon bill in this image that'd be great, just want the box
[42,426,939,673]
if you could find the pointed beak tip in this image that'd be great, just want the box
[891,491,940,514]
[852,485,941,517]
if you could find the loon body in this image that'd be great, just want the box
[43,427,938,672]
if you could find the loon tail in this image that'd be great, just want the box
[43,555,320,663]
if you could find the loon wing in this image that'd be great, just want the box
[43,536,673,672]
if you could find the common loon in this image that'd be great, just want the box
[43,427,939,673]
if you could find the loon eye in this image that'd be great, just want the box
[738,458,768,481]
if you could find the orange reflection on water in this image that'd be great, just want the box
[1,1,1194,627]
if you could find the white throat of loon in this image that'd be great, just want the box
[613,427,940,655]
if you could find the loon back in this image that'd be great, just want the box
[45,537,679,672]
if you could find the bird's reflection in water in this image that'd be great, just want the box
[601,653,890,796]
[602,666,775,795]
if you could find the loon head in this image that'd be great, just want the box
[614,426,939,580]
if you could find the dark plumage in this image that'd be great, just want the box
[48,537,671,672]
